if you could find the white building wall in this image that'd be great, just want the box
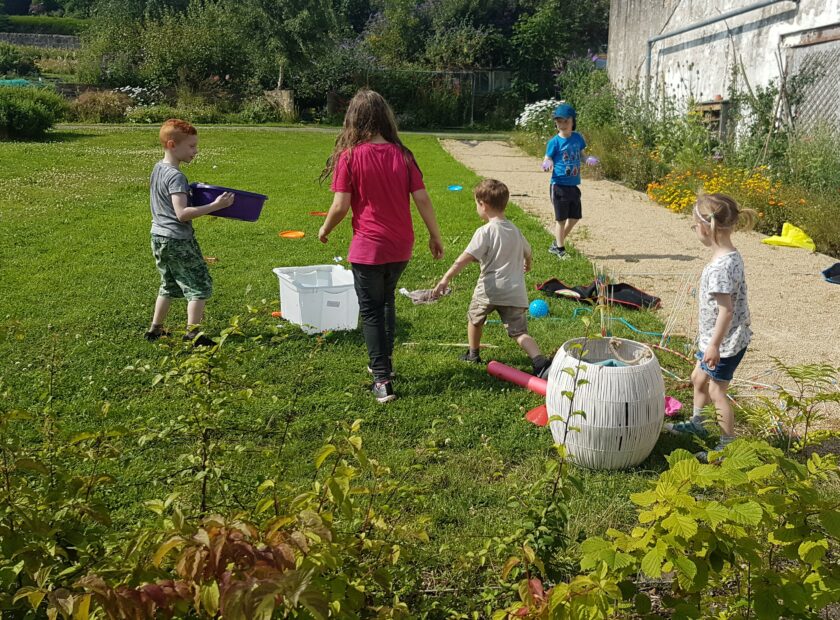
[608,0,840,102]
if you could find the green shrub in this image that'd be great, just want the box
[238,96,296,124]
[18,45,80,79]
[0,42,37,76]
[6,15,89,35]
[556,60,617,129]
[503,440,840,618]
[584,124,669,191]
[0,88,53,138]
[790,199,840,258]
[0,85,65,138]
[174,102,225,124]
[77,17,142,86]
[474,91,522,130]
[786,123,840,194]
[124,103,178,124]
[139,1,252,98]
[68,89,131,122]
[125,103,224,125]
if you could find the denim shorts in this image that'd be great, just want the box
[695,347,746,382]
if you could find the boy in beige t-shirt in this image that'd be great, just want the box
[433,179,551,378]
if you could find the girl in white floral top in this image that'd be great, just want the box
[668,193,757,462]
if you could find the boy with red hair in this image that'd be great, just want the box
[145,119,233,346]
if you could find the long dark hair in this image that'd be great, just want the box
[319,89,417,183]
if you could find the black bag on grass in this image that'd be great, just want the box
[536,278,661,310]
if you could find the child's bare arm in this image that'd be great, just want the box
[433,251,476,298]
[173,191,234,222]
[524,249,532,273]
[412,189,444,259]
[318,192,352,243]
[705,293,734,368]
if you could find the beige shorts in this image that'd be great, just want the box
[467,297,528,337]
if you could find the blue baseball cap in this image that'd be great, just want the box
[552,103,576,119]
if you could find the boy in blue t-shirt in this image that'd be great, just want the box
[542,103,586,259]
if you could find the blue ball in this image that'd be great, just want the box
[529,299,549,318]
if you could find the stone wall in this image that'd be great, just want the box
[0,32,80,49]
[607,0,840,103]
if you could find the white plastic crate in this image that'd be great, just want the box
[272,265,360,334]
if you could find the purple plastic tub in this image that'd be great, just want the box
[190,183,268,222]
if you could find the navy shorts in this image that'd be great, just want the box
[695,347,746,382]
[550,184,582,221]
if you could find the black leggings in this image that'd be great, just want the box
[351,261,408,382]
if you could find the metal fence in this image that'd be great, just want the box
[787,37,840,133]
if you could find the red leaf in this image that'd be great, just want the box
[529,578,545,602]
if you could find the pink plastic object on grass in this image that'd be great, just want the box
[665,396,683,417]
[526,404,548,426]
[487,361,547,396]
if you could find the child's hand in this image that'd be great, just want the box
[429,236,444,260]
[318,225,329,243]
[542,160,552,172]
[432,279,449,299]
[703,344,720,369]
[213,191,235,209]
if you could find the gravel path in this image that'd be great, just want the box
[442,139,840,425]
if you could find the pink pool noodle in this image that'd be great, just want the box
[487,361,547,396]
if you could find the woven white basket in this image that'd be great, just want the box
[547,338,665,470]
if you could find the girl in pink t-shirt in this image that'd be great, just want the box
[319,89,444,403]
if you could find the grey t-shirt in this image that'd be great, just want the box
[697,250,752,358]
[150,161,193,239]
[465,218,531,308]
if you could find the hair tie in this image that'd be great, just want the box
[693,202,711,224]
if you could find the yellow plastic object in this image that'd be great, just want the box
[762,222,815,251]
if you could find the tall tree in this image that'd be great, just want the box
[512,0,608,69]
[238,0,342,88]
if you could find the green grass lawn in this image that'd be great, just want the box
[0,127,698,603]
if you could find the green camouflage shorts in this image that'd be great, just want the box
[151,234,213,301]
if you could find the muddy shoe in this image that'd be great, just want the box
[144,326,170,342]
[459,351,482,364]
[184,331,216,347]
